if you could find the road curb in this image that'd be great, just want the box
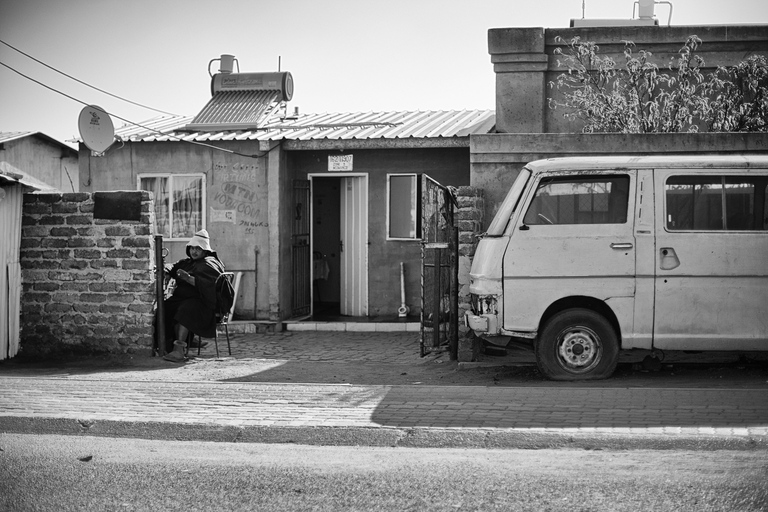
[3,416,767,451]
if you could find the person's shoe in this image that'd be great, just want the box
[163,351,186,363]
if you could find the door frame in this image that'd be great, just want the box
[308,173,369,316]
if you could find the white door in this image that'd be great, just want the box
[653,169,768,350]
[339,176,368,316]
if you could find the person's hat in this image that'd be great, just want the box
[186,229,212,252]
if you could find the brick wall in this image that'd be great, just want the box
[455,186,484,362]
[19,191,155,357]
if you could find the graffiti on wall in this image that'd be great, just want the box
[211,161,268,233]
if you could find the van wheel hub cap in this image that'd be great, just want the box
[557,328,602,372]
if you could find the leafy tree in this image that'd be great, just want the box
[705,55,768,132]
[548,36,768,133]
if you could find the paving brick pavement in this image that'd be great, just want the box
[1,330,768,449]
[2,376,768,449]
[221,329,421,362]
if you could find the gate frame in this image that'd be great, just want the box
[291,179,311,318]
[420,175,459,359]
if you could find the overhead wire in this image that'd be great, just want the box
[0,38,177,116]
[0,59,270,159]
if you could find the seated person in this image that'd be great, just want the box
[162,229,226,363]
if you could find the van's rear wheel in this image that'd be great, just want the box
[535,309,619,380]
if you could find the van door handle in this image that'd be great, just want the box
[610,243,633,250]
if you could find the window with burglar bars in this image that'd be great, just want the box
[138,173,206,239]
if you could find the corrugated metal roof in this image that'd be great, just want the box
[114,110,495,144]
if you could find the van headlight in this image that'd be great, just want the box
[470,294,499,316]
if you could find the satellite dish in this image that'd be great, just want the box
[78,105,115,154]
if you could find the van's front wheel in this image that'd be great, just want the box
[535,309,619,380]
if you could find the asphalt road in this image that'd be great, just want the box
[2,434,767,512]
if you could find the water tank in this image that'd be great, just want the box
[638,0,655,18]
[210,71,294,102]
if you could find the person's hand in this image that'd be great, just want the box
[177,269,193,283]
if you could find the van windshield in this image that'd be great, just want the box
[486,168,531,236]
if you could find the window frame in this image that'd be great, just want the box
[137,172,207,241]
[664,173,768,232]
[386,173,421,241]
[521,173,631,227]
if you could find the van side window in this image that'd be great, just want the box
[666,176,768,231]
[523,175,629,225]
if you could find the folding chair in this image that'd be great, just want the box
[193,271,241,357]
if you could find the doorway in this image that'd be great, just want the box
[310,174,368,318]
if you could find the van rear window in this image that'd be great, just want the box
[523,175,630,225]
[666,176,768,231]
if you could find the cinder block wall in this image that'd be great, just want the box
[19,191,155,357]
[455,186,484,362]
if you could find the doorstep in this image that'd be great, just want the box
[283,321,421,333]
[224,320,421,334]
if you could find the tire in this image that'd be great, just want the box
[535,308,619,381]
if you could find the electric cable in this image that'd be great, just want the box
[0,59,271,159]
[0,38,177,116]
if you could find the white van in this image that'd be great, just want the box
[466,155,768,380]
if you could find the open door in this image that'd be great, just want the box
[339,176,368,316]
[310,174,368,318]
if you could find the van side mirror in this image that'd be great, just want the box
[519,224,530,231]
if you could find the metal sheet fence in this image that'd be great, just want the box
[0,185,23,360]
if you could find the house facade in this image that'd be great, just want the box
[78,107,494,324]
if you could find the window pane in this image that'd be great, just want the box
[665,175,768,231]
[764,183,768,230]
[139,176,170,237]
[724,179,755,230]
[172,176,203,238]
[389,175,417,238]
[523,175,629,225]
[666,176,723,230]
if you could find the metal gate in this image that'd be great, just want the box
[420,175,458,358]
[292,179,311,317]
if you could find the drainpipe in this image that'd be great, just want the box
[398,262,410,318]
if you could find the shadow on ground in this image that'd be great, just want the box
[1,346,767,389]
